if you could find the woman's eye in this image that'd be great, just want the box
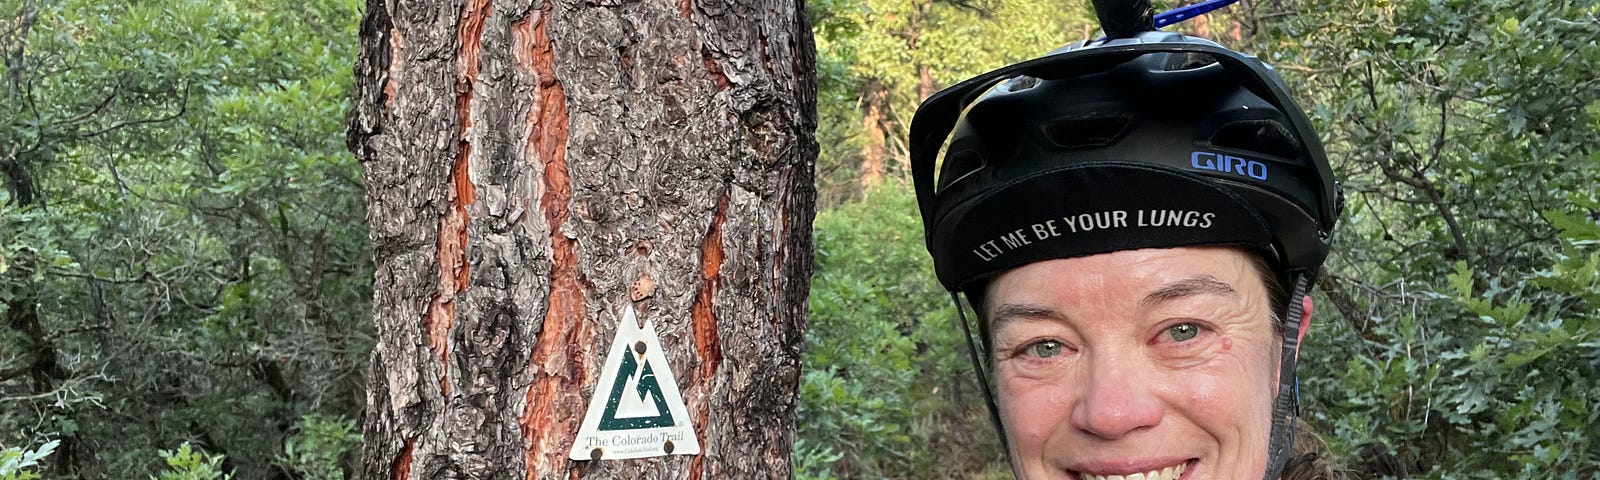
[1027,340,1065,358]
[1166,323,1201,342]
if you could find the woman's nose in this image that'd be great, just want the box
[1068,355,1163,439]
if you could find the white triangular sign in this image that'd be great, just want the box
[569,305,700,460]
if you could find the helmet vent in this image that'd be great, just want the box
[1001,76,1041,92]
[1042,113,1134,149]
[937,149,987,191]
[1209,120,1300,159]
[1162,52,1219,71]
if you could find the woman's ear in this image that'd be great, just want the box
[1295,296,1314,361]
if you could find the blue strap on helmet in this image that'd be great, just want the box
[1094,0,1244,41]
[1154,0,1242,29]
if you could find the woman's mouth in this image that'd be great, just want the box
[1075,459,1190,480]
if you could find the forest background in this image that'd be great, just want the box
[2,0,1597,478]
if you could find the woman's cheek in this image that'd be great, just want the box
[998,366,1064,397]
[1169,337,1278,418]
[997,371,1072,451]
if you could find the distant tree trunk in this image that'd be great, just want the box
[918,66,935,102]
[907,0,933,102]
[1238,0,1258,47]
[1191,2,1211,38]
[858,79,888,191]
[346,0,817,478]
[905,0,932,176]
[3,2,81,473]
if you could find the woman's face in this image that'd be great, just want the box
[984,247,1279,480]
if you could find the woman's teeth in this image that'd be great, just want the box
[1079,462,1186,480]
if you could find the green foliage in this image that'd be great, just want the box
[0,440,58,480]
[1261,0,1600,477]
[276,414,360,480]
[2,0,371,478]
[800,187,1007,478]
[152,444,231,480]
[0,194,77,318]
[793,438,844,480]
[809,0,1092,205]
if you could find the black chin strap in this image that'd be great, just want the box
[1263,275,1311,480]
[950,292,1016,475]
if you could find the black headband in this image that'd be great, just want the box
[931,162,1275,291]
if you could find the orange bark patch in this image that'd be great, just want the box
[514,6,582,479]
[424,0,491,399]
[679,0,692,19]
[453,0,490,209]
[520,237,588,477]
[692,194,728,380]
[700,46,732,91]
[425,198,467,399]
[390,438,415,480]
[687,451,704,479]
[425,136,473,399]
[458,0,493,83]
[384,24,402,112]
[686,404,711,478]
[686,194,729,478]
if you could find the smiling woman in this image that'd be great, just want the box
[906,3,1352,479]
[984,248,1284,479]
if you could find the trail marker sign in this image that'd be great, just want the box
[569,305,700,460]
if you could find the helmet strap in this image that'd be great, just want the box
[950,292,1015,474]
[1263,274,1311,480]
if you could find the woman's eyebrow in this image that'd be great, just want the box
[1139,275,1237,309]
[987,303,1068,329]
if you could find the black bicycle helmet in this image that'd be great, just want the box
[912,33,1340,291]
[909,11,1342,480]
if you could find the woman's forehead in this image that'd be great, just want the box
[983,246,1267,312]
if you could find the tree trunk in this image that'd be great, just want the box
[346,0,817,478]
[1237,0,1257,47]
[917,66,934,103]
[1191,2,1211,38]
[858,79,887,192]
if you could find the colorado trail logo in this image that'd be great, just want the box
[599,342,672,429]
[569,305,699,460]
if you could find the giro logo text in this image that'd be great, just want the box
[1191,151,1268,180]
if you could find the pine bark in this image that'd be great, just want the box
[345,0,817,478]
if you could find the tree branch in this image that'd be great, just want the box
[1397,141,1471,266]
[80,82,190,139]
[55,85,122,128]
[1317,274,1387,343]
